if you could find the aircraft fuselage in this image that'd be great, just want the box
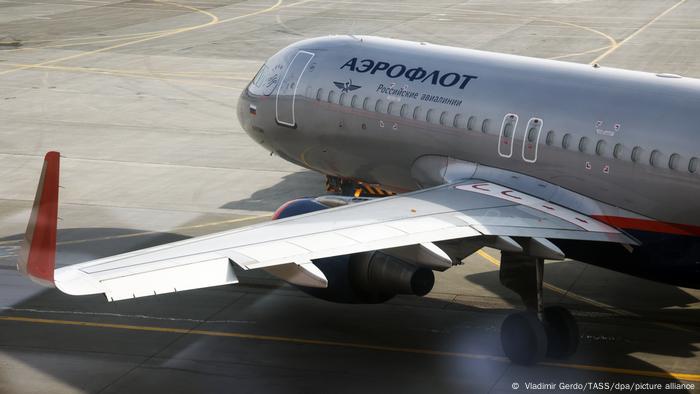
[237,36,700,287]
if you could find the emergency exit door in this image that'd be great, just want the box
[276,51,315,127]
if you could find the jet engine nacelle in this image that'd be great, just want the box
[272,198,435,303]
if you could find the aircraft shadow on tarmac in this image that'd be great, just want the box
[219,170,326,212]
[464,265,700,385]
[0,228,698,393]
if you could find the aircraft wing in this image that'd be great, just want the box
[19,152,637,301]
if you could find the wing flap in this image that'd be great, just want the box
[56,256,237,301]
[239,225,481,269]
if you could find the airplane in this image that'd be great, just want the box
[17,35,700,366]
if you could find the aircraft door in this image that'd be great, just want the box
[276,50,315,127]
[498,114,518,158]
[521,118,543,162]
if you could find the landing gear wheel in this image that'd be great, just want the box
[543,306,579,358]
[501,311,547,365]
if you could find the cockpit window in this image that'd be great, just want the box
[248,53,287,96]
[251,65,268,88]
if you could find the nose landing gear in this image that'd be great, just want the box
[499,251,579,365]
[325,175,396,197]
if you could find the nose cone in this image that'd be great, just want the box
[237,87,268,149]
[236,87,252,133]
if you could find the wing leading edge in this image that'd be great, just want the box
[18,152,638,301]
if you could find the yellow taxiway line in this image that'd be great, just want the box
[590,0,687,64]
[457,7,617,61]
[0,63,252,81]
[0,0,219,77]
[0,214,271,247]
[475,250,696,333]
[1,315,698,382]
[0,0,296,78]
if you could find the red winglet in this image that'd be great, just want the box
[17,152,60,286]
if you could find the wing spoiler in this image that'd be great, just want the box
[17,151,60,287]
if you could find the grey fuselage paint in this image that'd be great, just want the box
[237,36,700,287]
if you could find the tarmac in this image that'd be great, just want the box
[0,0,699,393]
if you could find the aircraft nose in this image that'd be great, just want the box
[237,88,257,138]
[237,87,273,151]
[236,89,251,131]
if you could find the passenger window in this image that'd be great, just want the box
[375,99,386,113]
[595,140,605,156]
[328,90,336,104]
[669,153,680,170]
[650,150,661,167]
[503,123,514,138]
[481,119,490,133]
[427,109,438,124]
[613,143,623,159]
[316,88,324,101]
[453,114,466,129]
[363,97,371,111]
[440,111,449,126]
[467,116,476,131]
[339,93,347,106]
[387,101,396,115]
[527,127,537,142]
[351,95,359,108]
[400,104,409,118]
[578,137,589,153]
[689,157,698,173]
[413,106,423,121]
[545,130,554,146]
[631,146,642,163]
[562,134,571,149]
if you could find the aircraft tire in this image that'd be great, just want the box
[501,311,547,365]
[543,305,579,358]
[544,305,579,358]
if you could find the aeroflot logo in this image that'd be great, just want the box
[333,79,361,93]
[340,58,478,89]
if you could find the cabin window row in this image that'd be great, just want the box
[313,88,494,133]
[310,87,699,174]
[544,130,698,174]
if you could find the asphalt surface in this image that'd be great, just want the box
[1,0,699,393]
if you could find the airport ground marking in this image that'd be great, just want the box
[590,0,688,64]
[56,214,273,246]
[0,0,219,76]
[324,0,618,50]
[0,62,248,91]
[457,7,617,60]
[0,214,271,247]
[8,32,183,52]
[0,0,319,89]
[476,250,630,315]
[7,28,184,45]
[475,250,696,333]
[548,45,610,61]
[1,25,197,53]
[0,0,289,78]
[1,315,699,382]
